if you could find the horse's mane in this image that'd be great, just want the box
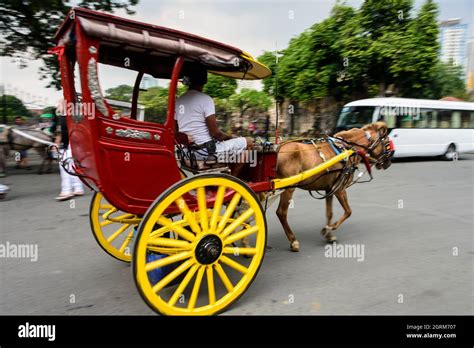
[334,127,365,143]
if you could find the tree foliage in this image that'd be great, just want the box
[0,0,139,89]
[230,88,272,118]
[0,95,32,123]
[258,0,467,102]
[203,75,237,99]
[105,85,134,102]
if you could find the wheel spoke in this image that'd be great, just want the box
[175,197,201,235]
[188,266,205,310]
[99,204,114,210]
[147,246,181,255]
[106,223,130,243]
[215,263,233,292]
[197,187,209,234]
[145,251,192,272]
[149,219,185,239]
[100,213,134,227]
[206,265,216,305]
[220,208,254,239]
[220,255,248,274]
[223,247,257,256]
[223,225,259,245]
[209,186,226,232]
[118,229,134,252]
[215,193,241,235]
[147,238,192,250]
[168,264,199,306]
[157,216,196,242]
[152,259,194,293]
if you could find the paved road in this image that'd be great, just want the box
[0,154,473,315]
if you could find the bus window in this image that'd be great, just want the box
[451,111,461,128]
[378,112,396,128]
[337,106,375,128]
[438,110,452,128]
[461,111,474,128]
[400,115,413,128]
[426,110,438,128]
[413,108,429,128]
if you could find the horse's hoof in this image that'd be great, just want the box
[290,240,300,252]
[321,227,337,242]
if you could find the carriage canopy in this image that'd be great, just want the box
[54,7,271,80]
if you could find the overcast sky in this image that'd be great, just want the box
[1,0,472,107]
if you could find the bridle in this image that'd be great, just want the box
[333,128,395,167]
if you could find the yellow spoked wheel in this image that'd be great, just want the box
[133,173,267,316]
[89,192,141,263]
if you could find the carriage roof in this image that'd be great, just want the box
[54,7,271,80]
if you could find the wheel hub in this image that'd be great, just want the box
[195,234,222,264]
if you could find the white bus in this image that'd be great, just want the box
[336,97,474,159]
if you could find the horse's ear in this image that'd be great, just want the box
[373,121,388,136]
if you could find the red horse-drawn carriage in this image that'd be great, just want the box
[52,8,355,315]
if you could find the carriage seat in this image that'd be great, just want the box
[175,132,230,174]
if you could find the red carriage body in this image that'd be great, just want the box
[53,8,273,215]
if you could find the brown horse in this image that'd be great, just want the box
[275,121,393,252]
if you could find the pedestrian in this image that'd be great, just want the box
[54,101,84,201]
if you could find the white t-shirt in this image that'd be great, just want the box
[175,90,215,145]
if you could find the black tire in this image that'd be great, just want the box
[442,144,457,161]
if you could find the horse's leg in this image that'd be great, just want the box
[320,192,337,242]
[321,189,352,241]
[276,188,299,252]
[325,193,333,226]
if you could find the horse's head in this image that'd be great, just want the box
[362,121,394,170]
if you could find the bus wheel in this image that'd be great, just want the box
[442,144,457,161]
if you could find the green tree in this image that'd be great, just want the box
[230,88,272,122]
[0,0,139,89]
[202,74,237,129]
[399,0,440,98]
[203,75,237,99]
[257,51,282,99]
[0,95,32,124]
[105,85,134,102]
[137,84,186,123]
[428,63,467,99]
[359,0,414,95]
[271,4,359,102]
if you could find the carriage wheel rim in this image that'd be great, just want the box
[90,192,140,263]
[133,174,267,316]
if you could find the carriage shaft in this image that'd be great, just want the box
[272,149,354,190]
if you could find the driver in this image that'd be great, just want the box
[175,68,253,175]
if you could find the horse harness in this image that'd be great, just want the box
[290,129,393,199]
